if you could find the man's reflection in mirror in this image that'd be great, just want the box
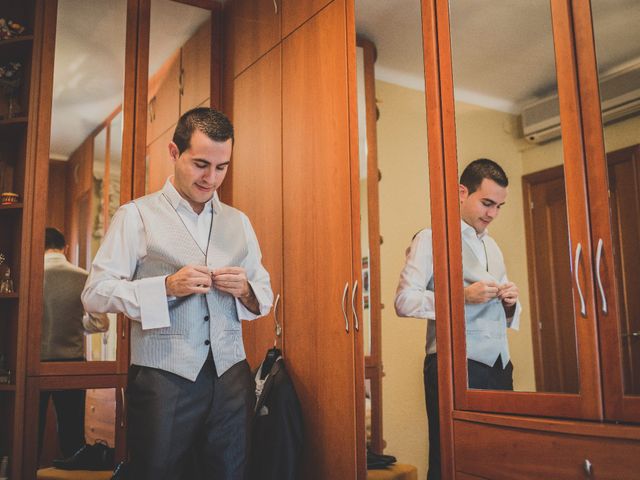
[39,227,109,460]
[394,159,521,480]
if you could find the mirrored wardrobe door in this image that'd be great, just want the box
[144,0,212,196]
[355,0,433,476]
[23,376,126,479]
[440,0,601,417]
[576,0,640,422]
[28,0,134,375]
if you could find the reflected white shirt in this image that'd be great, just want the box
[82,179,272,330]
[395,221,520,329]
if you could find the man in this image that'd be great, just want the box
[40,227,109,462]
[394,158,520,480]
[82,107,273,480]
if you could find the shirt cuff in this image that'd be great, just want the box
[507,301,522,331]
[137,276,172,330]
[235,280,273,320]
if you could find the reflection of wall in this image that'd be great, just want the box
[377,79,430,478]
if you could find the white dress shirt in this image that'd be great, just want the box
[395,221,521,329]
[82,179,271,330]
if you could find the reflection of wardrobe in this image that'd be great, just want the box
[423,0,640,478]
[224,0,366,478]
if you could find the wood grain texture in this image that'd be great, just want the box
[282,0,358,477]
[454,419,640,479]
[281,0,332,38]
[231,46,283,370]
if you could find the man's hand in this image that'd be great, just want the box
[464,280,500,304]
[211,267,260,314]
[498,281,519,307]
[165,265,212,297]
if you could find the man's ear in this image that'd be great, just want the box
[459,184,468,202]
[168,142,180,162]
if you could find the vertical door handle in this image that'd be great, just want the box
[351,280,359,332]
[273,0,278,14]
[595,238,608,315]
[273,293,282,346]
[121,315,126,339]
[583,459,593,476]
[120,387,126,428]
[574,242,587,317]
[341,282,350,333]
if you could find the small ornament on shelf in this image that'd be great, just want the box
[0,17,26,40]
[0,192,18,204]
[0,253,14,294]
[0,61,23,118]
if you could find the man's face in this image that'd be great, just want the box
[459,178,508,234]
[169,129,232,213]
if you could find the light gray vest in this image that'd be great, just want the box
[426,235,510,367]
[131,191,249,381]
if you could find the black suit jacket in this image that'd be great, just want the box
[249,357,303,480]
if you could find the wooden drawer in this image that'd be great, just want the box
[454,419,640,479]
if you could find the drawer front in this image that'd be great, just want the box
[454,419,640,479]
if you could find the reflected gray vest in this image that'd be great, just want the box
[426,236,510,367]
[131,191,249,381]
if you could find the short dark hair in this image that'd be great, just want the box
[172,107,234,155]
[45,227,66,250]
[460,158,509,194]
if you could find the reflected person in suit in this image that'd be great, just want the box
[82,108,273,480]
[395,159,521,479]
[39,227,109,460]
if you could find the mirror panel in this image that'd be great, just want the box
[449,0,579,392]
[37,388,117,473]
[43,0,128,364]
[145,0,211,195]
[356,0,431,475]
[591,0,640,395]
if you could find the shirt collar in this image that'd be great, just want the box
[461,220,488,240]
[44,251,68,268]
[162,177,221,215]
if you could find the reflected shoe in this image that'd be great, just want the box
[52,441,115,471]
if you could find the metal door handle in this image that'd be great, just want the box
[341,282,349,333]
[273,293,282,346]
[120,388,126,428]
[623,331,640,338]
[574,242,586,317]
[273,0,278,14]
[351,281,359,332]
[583,459,593,476]
[595,238,608,314]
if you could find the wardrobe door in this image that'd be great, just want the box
[573,0,640,422]
[282,0,360,478]
[225,0,281,78]
[231,46,283,370]
[281,0,332,37]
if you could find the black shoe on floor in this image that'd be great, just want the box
[52,441,115,471]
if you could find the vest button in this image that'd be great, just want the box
[204,315,210,321]
[204,340,210,346]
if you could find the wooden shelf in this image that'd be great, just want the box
[0,35,34,47]
[0,116,28,126]
[0,292,18,299]
[0,384,15,392]
[0,202,23,211]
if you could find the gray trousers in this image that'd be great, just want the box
[126,354,254,480]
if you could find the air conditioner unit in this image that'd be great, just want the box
[521,63,640,144]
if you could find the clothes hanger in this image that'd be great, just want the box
[260,294,282,380]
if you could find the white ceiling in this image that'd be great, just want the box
[355,0,640,113]
[50,0,639,158]
[50,0,210,159]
